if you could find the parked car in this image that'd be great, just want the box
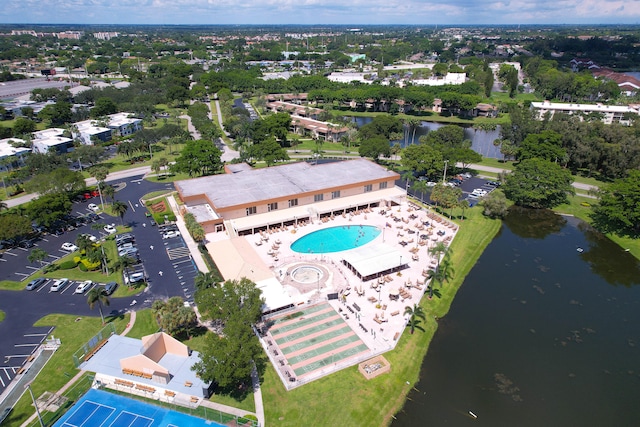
[87,213,100,222]
[88,203,100,212]
[162,230,181,239]
[103,281,118,295]
[486,180,500,187]
[104,224,117,234]
[117,242,134,251]
[74,280,93,294]
[80,233,98,243]
[50,278,69,292]
[61,242,79,252]
[25,277,46,291]
[118,247,139,257]
[115,234,135,244]
[124,272,145,284]
[471,188,488,197]
[18,239,36,249]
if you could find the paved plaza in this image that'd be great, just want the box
[207,201,458,389]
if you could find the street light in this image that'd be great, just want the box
[25,382,45,427]
[442,160,449,184]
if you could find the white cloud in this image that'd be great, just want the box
[2,0,640,24]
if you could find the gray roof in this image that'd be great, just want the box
[80,335,209,397]
[175,159,397,209]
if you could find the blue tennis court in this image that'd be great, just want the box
[53,388,225,427]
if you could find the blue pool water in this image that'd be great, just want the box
[53,388,225,427]
[290,225,381,253]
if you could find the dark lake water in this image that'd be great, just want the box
[392,208,640,427]
[350,116,502,159]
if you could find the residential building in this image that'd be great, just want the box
[32,128,74,154]
[0,138,30,171]
[74,120,113,145]
[106,112,143,137]
[411,72,466,86]
[530,101,640,125]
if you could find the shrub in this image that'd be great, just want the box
[78,263,88,272]
[80,258,101,271]
[59,260,78,270]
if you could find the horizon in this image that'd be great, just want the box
[3,0,640,27]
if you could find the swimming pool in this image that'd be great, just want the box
[290,225,380,253]
[53,388,228,427]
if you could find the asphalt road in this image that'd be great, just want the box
[0,77,72,99]
[0,174,200,395]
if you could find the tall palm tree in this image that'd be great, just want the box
[89,166,108,209]
[404,303,426,334]
[427,256,455,298]
[428,241,451,269]
[111,200,128,225]
[87,287,110,324]
[102,184,115,203]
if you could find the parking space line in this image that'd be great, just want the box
[4,251,17,257]
[14,343,40,347]
[24,333,49,337]
[25,266,39,271]
[0,258,6,262]
[14,272,28,277]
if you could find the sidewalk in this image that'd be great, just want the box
[165,195,208,274]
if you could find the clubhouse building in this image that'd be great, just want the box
[174,159,404,237]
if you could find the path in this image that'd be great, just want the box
[19,310,138,427]
[212,99,239,162]
[460,162,599,194]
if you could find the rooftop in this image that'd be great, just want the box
[175,159,398,210]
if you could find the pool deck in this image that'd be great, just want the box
[206,201,458,389]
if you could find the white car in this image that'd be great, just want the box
[74,280,93,294]
[104,224,117,234]
[162,230,181,239]
[50,278,69,292]
[88,203,100,212]
[80,233,98,243]
[471,188,488,196]
[61,242,79,252]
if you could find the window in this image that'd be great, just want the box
[331,190,341,199]
[314,194,324,202]
[379,181,388,189]
[364,184,373,193]
[288,198,298,208]
[246,206,256,216]
[268,202,278,212]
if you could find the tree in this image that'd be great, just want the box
[102,184,115,203]
[498,64,519,98]
[90,98,118,118]
[0,213,32,241]
[152,297,197,337]
[172,139,223,177]
[403,303,426,334]
[13,117,37,135]
[112,200,128,225]
[591,170,640,237]
[73,145,107,167]
[247,137,289,166]
[502,158,574,209]
[401,143,444,178]
[26,168,86,196]
[27,192,72,228]
[27,248,48,268]
[193,278,265,387]
[480,189,509,219]
[38,101,72,126]
[87,286,110,325]
[517,130,566,163]
[89,166,109,209]
[428,241,451,270]
[427,256,454,297]
[359,136,390,162]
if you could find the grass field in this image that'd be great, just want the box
[6,313,129,426]
[125,308,158,339]
[262,205,502,427]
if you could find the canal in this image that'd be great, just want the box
[392,208,640,426]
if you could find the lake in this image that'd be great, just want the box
[392,208,640,427]
[350,116,503,159]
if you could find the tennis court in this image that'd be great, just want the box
[53,388,224,427]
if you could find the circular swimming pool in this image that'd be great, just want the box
[290,225,381,254]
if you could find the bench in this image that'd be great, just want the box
[17,367,26,375]
[391,310,400,316]
[393,332,400,341]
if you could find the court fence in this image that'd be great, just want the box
[26,373,95,427]
[72,323,116,367]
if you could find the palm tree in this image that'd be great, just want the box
[102,184,115,203]
[89,166,108,209]
[428,241,451,269]
[87,286,110,324]
[194,271,218,290]
[404,303,426,334]
[427,257,455,298]
[111,200,128,225]
[28,248,48,268]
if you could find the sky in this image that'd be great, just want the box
[1,0,640,26]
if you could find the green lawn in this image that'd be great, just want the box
[7,313,129,426]
[0,309,5,322]
[0,280,26,291]
[126,309,159,339]
[554,194,640,260]
[262,205,502,427]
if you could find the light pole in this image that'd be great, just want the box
[26,382,45,427]
[442,160,449,184]
[317,272,320,294]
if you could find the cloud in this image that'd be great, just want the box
[2,0,640,24]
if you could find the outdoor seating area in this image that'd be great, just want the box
[233,200,458,389]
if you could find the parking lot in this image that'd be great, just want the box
[0,175,203,396]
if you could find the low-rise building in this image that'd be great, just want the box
[74,120,113,145]
[174,158,403,235]
[107,112,143,137]
[32,128,74,154]
[0,138,30,171]
[530,101,640,125]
